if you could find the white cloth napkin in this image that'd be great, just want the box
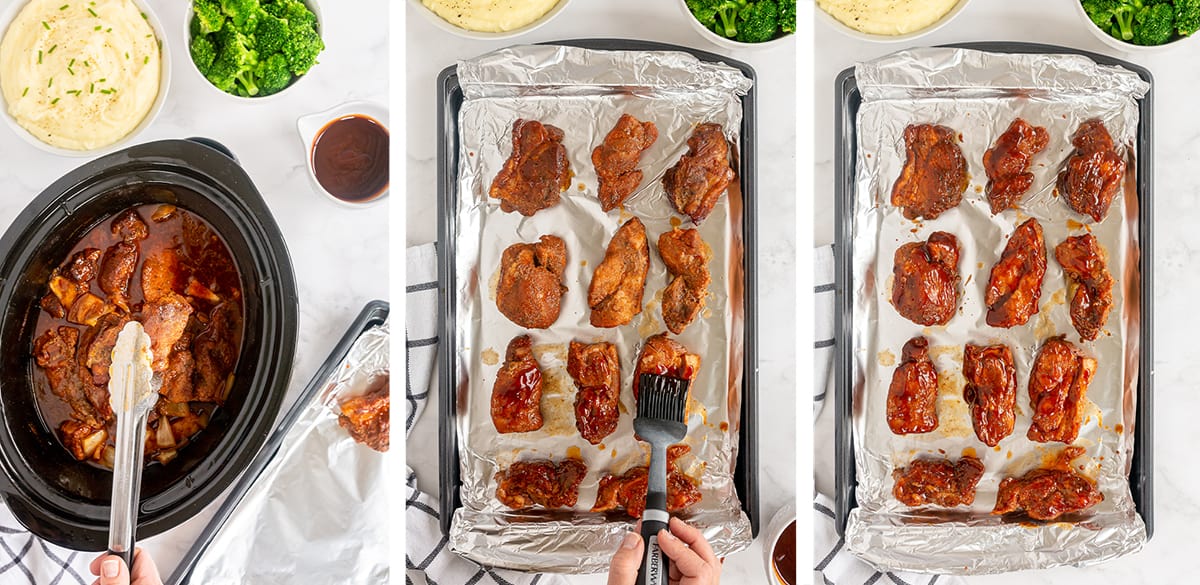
[404,243,566,585]
[0,505,92,584]
[812,244,960,585]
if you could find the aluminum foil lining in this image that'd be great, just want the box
[187,322,390,584]
[448,45,753,574]
[844,48,1149,574]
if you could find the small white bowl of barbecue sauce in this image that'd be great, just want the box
[764,504,796,585]
[297,100,390,207]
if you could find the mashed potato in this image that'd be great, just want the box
[422,0,560,33]
[0,0,160,151]
[818,0,961,36]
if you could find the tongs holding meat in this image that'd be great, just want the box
[107,322,160,570]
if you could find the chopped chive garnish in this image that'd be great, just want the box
[97,78,106,82]
[21,87,28,97]
[42,21,50,30]
[50,97,60,105]
[68,58,74,67]
[47,77,53,88]
[47,44,56,54]
[87,7,97,16]
[67,89,80,95]
[83,60,89,67]
[94,25,101,30]
[37,50,42,64]
[89,82,94,93]
[67,67,74,75]
[100,89,112,94]
[141,12,147,19]
[125,52,129,59]
[106,28,111,33]
[59,4,69,9]
[143,56,149,64]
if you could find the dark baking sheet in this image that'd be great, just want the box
[436,38,760,537]
[832,41,1154,538]
[165,300,391,585]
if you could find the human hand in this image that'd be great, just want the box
[89,549,163,585]
[606,517,721,585]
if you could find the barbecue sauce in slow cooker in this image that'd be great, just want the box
[311,115,390,203]
[32,200,244,469]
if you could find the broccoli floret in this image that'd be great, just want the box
[256,52,292,95]
[255,12,290,55]
[283,22,323,76]
[193,0,225,35]
[735,0,780,43]
[1176,0,1200,36]
[265,0,316,28]
[1081,0,1121,29]
[1132,3,1174,45]
[1111,4,1137,41]
[778,0,796,34]
[220,0,261,30]
[190,34,218,71]
[686,0,720,26]
[211,28,259,95]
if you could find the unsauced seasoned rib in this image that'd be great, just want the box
[491,335,544,434]
[1028,337,1096,444]
[1054,234,1113,342]
[495,458,587,510]
[993,446,1104,520]
[588,218,649,328]
[633,333,700,402]
[962,343,1017,447]
[496,235,568,329]
[593,114,658,211]
[985,218,1046,328]
[591,445,702,517]
[984,118,1049,214]
[489,119,572,217]
[1058,119,1125,223]
[662,123,733,225]
[890,124,968,220]
[568,341,620,445]
[659,228,712,335]
[887,336,938,435]
[893,456,985,507]
[891,231,960,326]
[338,376,390,452]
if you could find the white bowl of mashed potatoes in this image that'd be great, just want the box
[409,0,573,39]
[0,0,169,156]
[817,0,972,42]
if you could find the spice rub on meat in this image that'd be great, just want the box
[588,218,649,328]
[593,114,658,211]
[893,456,985,507]
[891,231,960,326]
[568,341,620,445]
[662,123,734,225]
[1058,119,1126,223]
[633,333,700,402]
[489,119,572,216]
[337,375,390,452]
[591,444,702,517]
[1027,337,1096,444]
[658,228,713,335]
[1055,234,1114,342]
[993,446,1104,520]
[890,124,968,220]
[985,218,1047,328]
[962,343,1017,447]
[491,335,544,434]
[984,118,1050,214]
[887,336,939,435]
[495,458,587,510]
[496,235,568,329]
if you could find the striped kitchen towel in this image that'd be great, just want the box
[404,243,565,585]
[0,505,92,585]
[812,244,960,585]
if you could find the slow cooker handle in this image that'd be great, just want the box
[185,137,239,163]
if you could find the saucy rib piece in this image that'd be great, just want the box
[141,248,182,303]
[64,248,103,285]
[111,208,149,242]
[890,124,968,220]
[662,123,733,225]
[496,235,568,329]
[1054,234,1114,341]
[887,336,939,435]
[1028,337,1096,444]
[985,218,1047,328]
[993,446,1104,520]
[491,335,544,434]
[489,119,571,217]
[34,326,111,428]
[338,375,390,452]
[659,228,713,335]
[634,333,701,402]
[99,242,138,312]
[59,420,108,462]
[892,455,985,507]
[190,302,241,404]
[495,458,587,510]
[1058,119,1125,223]
[891,231,960,326]
[568,341,621,445]
[591,444,702,517]
[593,114,658,211]
[141,292,194,373]
[80,313,131,385]
[588,218,650,328]
[962,343,1017,447]
[984,118,1050,214]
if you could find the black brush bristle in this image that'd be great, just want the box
[637,373,689,422]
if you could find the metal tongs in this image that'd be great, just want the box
[107,322,159,570]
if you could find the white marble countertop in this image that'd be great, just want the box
[0,0,388,576]
[405,1,796,582]
[814,1,1199,583]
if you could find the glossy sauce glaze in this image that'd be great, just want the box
[311,115,390,203]
[772,520,796,585]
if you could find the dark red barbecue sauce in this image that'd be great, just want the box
[311,115,390,203]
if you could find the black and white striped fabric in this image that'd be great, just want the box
[0,506,91,585]
[404,243,566,585]
[812,245,959,585]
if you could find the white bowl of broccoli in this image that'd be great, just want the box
[678,0,796,51]
[1076,0,1200,53]
[185,0,326,99]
